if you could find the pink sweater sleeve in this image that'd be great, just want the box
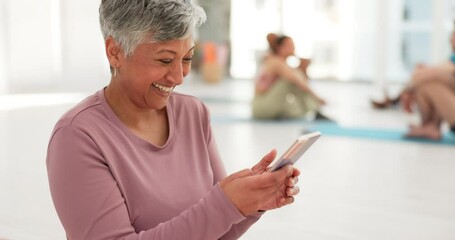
[203,107,265,240]
[47,125,248,240]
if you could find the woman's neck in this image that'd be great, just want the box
[105,84,165,126]
[105,84,170,146]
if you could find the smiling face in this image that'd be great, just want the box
[107,37,194,111]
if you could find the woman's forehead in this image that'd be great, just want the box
[138,38,195,54]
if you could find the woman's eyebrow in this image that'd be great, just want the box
[155,46,196,55]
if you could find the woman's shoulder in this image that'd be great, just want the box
[262,53,280,62]
[171,92,204,105]
[53,91,106,130]
[262,54,286,68]
[170,92,209,113]
[169,92,211,127]
[259,55,287,76]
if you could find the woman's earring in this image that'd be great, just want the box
[113,68,118,78]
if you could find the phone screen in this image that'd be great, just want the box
[270,131,320,172]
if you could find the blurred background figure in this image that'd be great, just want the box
[251,33,330,120]
[371,20,455,140]
[371,20,455,112]
[403,22,455,140]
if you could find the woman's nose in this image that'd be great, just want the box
[166,63,184,85]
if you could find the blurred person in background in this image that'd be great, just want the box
[404,21,455,140]
[372,20,455,113]
[46,1,301,239]
[372,21,455,140]
[252,33,330,120]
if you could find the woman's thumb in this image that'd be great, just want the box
[251,149,277,174]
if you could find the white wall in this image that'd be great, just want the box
[230,0,281,79]
[1,0,453,92]
[60,0,109,92]
[384,0,406,82]
[231,0,384,81]
[231,0,453,82]
[1,0,109,94]
[430,0,452,64]
[0,0,8,94]
[348,0,379,81]
[7,0,59,92]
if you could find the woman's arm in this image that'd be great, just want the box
[202,105,265,240]
[410,62,455,89]
[268,57,325,104]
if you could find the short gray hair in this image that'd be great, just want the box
[99,0,206,56]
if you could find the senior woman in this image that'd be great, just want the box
[46,1,301,239]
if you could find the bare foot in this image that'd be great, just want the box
[405,124,441,141]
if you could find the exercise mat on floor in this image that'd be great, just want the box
[210,115,455,145]
[308,122,455,145]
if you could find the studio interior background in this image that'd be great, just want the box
[0,0,454,239]
[0,0,454,93]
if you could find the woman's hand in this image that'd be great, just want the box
[399,89,414,113]
[257,167,300,211]
[220,150,301,216]
[250,150,301,211]
[316,96,327,106]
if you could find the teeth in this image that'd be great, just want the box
[152,83,174,93]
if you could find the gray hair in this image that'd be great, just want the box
[99,0,206,56]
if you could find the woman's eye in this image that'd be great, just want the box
[159,59,172,64]
[183,57,193,63]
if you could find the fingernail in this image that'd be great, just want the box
[286,165,293,175]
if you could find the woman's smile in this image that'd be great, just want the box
[151,82,175,94]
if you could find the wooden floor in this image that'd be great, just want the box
[0,80,454,239]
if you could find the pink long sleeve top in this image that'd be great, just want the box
[46,89,262,240]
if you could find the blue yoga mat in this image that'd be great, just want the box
[211,115,455,145]
[307,122,455,145]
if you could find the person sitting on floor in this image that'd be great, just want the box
[372,21,455,111]
[404,21,455,140]
[252,33,330,120]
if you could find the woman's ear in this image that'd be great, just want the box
[105,37,121,68]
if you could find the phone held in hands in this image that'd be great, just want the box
[270,131,321,172]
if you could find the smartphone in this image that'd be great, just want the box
[270,131,321,172]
